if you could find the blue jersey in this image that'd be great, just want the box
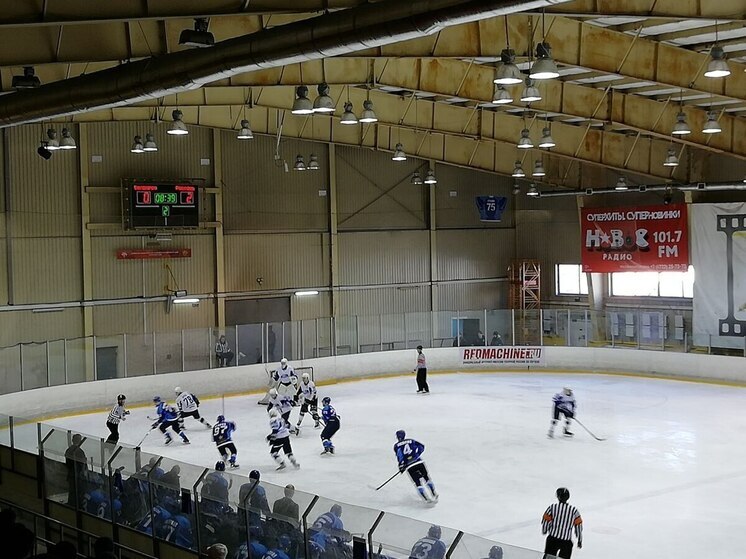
[322,404,339,424]
[394,438,425,469]
[263,549,290,559]
[136,506,172,535]
[409,537,446,559]
[155,403,179,425]
[162,514,193,548]
[312,511,344,533]
[212,420,237,444]
[235,542,268,559]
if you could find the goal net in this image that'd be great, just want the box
[257,366,314,405]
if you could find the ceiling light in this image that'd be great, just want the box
[179,18,214,48]
[530,42,560,80]
[131,135,144,153]
[663,147,679,167]
[359,100,378,123]
[424,169,437,184]
[294,154,306,171]
[512,161,525,178]
[313,83,335,113]
[167,110,189,135]
[291,86,314,115]
[237,119,253,139]
[512,182,521,195]
[143,133,158,152]
[173,297,200,304]
[615,177,628,191]
[59,128,77,150]
[702,110,721,134]
[520,78,541,103]
[704,46,731,78]
[538,127,555,148]
[37,142,52,160]
[671,111,691,135]
[532,160,546,177]
[295,290,319,296]
[340,102,358,125]
[494,49,523,85]
[517,128,533,149]
[12,66,41,89]
[392,143,407,161]
[411,171,424,185]
[308,154,320,170]
[45,128,60,151]
[492,86,512,105]
[527,184,540,197]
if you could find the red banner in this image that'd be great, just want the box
[581,204,689,272]
[116,248,192,260]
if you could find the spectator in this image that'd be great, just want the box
[160,465,181,500]
[92,537,114,559]
[268,326,276,361]
[64,433,87,508]
[215,335,234,367]
[272,484,300,526]
[482,546,503,559]
[207,543,228,559]
[477,331,485,346]
[490,331,503,346]
[541,487,583,559]
[8,522,35,559]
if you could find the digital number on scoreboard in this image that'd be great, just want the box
[123,180,200,229]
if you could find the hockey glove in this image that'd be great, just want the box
[398,464,406,473]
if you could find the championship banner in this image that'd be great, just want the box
[692,203,746,350]
[461,347,544,365]
[581,204,689,272]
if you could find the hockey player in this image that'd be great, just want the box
[262,535,293,559]
[174,387,212,429]
[319,396,340,455]
[394,430,438,503]
[152,396,190,446]
[267,408,300,471]
[310,504,350,545]
[409,526,446,559]
[296,372,320,432]
[273,358,298,398]
[212,415,239,468]
[482,546,503,559]
[105,394,130,445]
[548,387,576,438]
[267,388,297,434]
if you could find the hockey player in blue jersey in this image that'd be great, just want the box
[319,396,340,455]
[311,504,351,546]
[163,514,194,549]
[152,396,190,445]
[235,541,268,559]
[267,409,300,470]
[548,387,576,438]
[135,504,172,536]
[262,535,293,559]
[394,430,438,503]
[408,526,447,559]
[212,415,240,468]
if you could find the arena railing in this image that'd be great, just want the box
[0,306,718,396]
[0,413,558,559]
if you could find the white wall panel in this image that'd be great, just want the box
[436,229,514,281]
[339,230,429,286]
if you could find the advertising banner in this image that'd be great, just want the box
[581,204,689,272]
[461,347,544,366]
[116,248,192,259]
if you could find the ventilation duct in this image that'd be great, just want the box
[0,0,571,127]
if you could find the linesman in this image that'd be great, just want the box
[541,487,583,559]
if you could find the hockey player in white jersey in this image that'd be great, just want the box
[295,372,320,433]
[548,387,576,438]
[267,388,297,434]
[174,387,212,429]
[267,408,300,471]
[273,358,298,398]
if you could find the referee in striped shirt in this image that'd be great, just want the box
[541,487,583,559]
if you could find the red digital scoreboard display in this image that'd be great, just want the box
[123,180,200,229]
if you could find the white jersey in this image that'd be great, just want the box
[275,364,297,385]
[269,417,290,439]
[298,379,317,401]
[107,404,127,424]
[176,392,200,413]
[553,393,576,415]
[268,393,294,415]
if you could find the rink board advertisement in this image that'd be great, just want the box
[461,347,544,365]
[581,204,689,272]
[692,203,746,350]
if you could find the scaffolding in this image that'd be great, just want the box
[508,259,541,345]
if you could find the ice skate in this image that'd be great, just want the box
[547,430,554,438]
[276,462,287,471]
[563,428,574,437]
[314,421,321,429]
[164,436,173,446]
[230,462,240,469]
[320,447,330,456]
[290,457,300,469]
[182,438,191,445]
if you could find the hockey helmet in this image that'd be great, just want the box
[117,394,126,403]
[330,504,342,517]
[396,430,406,441]
[556,487,570,503]
[301,372,311,383]
[269,388,278,398]
[322,396,331,406]
[215,461,226,472]
[277,535,291,551]
[563,387,573,396]
[489,546,504,559]
[174,387,182,395]
[268,408,280,419]
[280,358,288,367]
[153,395,162,403]
[249,470,261,480]
[217,414,225,423]
[428,525,442,539]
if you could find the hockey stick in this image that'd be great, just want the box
[136,428,154,447]
[374,472,401,491]
[573,418,606,441]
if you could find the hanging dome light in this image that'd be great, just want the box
[494,49,523,85]
[237,119,253,139]
[512,160,525,178]
[143,133,158,152]
[517,128,534,149]
[291,86,314,115]
[392,143,407,161]
[532,160,546,177]
[359,100,378,123]
[294,154,307,171]
[538,127,555,148]
[411,171,424,185]
[492,86,512,105]
[671,111,691,135]
[424,169,437,184]
[340,102,358,125]
[526,184,540,197]
[530,42,560,80]
[308,154,320,170]
[45,128,60,151]
[615,177,628,191]
[663,147,679,167]
[702,110,721,134]
[59,128,77,150]
[167,110,189,135]
[512,182,521,195]
[312,83,336,113]
[130,135,144,153]
[704,46,731,78]
[520,78,541,103]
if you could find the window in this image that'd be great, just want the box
[556,264,588,296]
[610,266,694,298]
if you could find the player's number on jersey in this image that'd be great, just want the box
[182,395,195,408]
[213,424,228,440]
[403,443,412,455]
[413,542,433,559]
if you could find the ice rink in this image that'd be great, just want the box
[46,372,746,559]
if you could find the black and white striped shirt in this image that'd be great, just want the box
[107,404,127,425]
[542,502,583,543]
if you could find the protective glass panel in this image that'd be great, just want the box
[64,337,87,384]
[0,413,10,447]
[21,342,48,390]
[304,497,380,559]
[125,333,156,377]
[316,318,333,357]
[336,316,357,355]
[381,313,405,351]
[48,339,67,386]
[406,312,432,349]
[0,345,22,394]
[372,513,459,559]
[149,458,204,550]
[452,533,557,559]
[457,310,487,346]
[485,310,512,347]
[237,323,265,365]
[95,334,124,380]
[155,331,183,374]
[41,429,82,508]
[183,328,211,371]
[12,418,42,454]
[358,316,382,353]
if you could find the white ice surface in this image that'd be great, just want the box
[44,373,746,559]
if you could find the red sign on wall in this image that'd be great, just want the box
[116,248,192,260]
[581,204,689,272]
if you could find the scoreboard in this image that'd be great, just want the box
[122,180,200,229]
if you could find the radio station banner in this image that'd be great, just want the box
[116,248,192,260]
[461,347,544,365]
[581,204,689,272]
